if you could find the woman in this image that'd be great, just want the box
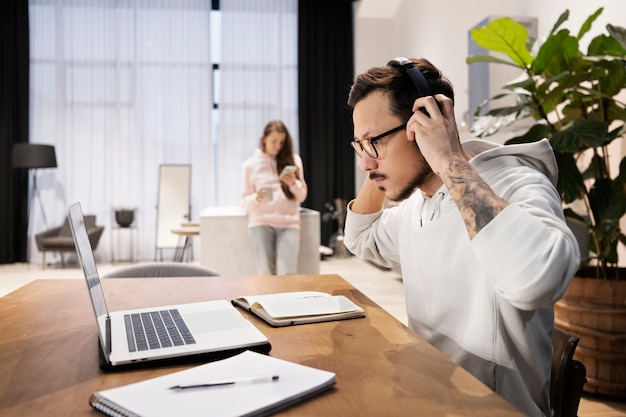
[241,120,308,275]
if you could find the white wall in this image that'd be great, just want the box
[353,0,626,265]
[354,0,626,124]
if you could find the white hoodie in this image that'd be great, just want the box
[241,149,307,229]
[344,138,580,417]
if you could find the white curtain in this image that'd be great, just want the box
[217,0,298,206]
[29,0,214,263]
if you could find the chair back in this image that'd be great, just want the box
[59,214,97,236]
[551,327,587,417]
[102,262,220,278]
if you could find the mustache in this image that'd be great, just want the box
[369,172,386,181]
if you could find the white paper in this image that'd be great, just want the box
[93,351,336,417]
[252,293,362,319]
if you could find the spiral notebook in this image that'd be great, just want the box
[89,350,336,417]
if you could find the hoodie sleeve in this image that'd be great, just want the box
[344,202,402,269]
[471,176,581,310]
[241,160,260,212]
[288,155,308,203]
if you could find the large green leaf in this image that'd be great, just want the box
[555,152,585,203]
[505,124,550,145]
[549,10,570,37]
[550,121,608,153]
[471,18,533,68]
[577,7,603,40]
[469,105,532,138]
[607,24,626,51]
[588,33,626,57]
[534,29,580,75]
[596,60,626,98]
[617,157,626,183]
[465,54,521,68]
[471,91,530,117]
[588,175,626,263]
[607,105,626,125]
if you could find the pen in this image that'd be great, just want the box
[169,375,279,390]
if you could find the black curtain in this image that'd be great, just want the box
[298,0,355,247]
[0,0,30,263]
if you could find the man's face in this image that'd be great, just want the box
[352,90,435,201]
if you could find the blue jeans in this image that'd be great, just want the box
[248,226,300,275]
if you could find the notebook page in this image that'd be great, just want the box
[92,350,336,417]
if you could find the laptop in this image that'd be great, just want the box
[67,202,271,371]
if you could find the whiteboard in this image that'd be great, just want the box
[155,164,191,251]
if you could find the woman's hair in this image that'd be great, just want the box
[347,58,454,122]
[260,120,298,200]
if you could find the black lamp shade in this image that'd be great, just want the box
[11,144,57,169]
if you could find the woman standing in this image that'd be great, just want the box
[241,120,308,275]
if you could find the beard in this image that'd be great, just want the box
[373,163,436,203]
[394,166,436,202]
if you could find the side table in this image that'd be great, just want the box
[111,226,137,263]
[171,222,200,262]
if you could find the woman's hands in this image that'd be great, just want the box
[279,170,297,187]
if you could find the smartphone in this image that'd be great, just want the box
[280,165,297,176]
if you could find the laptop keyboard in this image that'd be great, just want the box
[124,309,196,352]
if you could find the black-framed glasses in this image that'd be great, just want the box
[351,123,406,159]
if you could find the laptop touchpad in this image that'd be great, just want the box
[185,311,249,333]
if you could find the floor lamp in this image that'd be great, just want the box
[11,143,58,230]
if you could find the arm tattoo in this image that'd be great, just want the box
[442,160,508,239]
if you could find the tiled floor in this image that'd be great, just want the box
[1,255,625,416]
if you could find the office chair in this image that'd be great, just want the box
[551,327,587,417]
[102,262,220,278]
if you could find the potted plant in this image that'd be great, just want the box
[114,207,136,228]
[467,8,626,396]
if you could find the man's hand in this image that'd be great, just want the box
[406,94,508,239]
[405,94,465,179]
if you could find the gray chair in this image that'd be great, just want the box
[102,262,220,278]
[551,327,587,417]
[35,214,104,269]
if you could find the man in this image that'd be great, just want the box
[343,57,580,417]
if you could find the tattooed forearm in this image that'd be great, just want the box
[442,160,508,239]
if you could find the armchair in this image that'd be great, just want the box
[35,214,104,268]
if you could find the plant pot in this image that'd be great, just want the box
[554,267,626,397]
[115,209,135,228]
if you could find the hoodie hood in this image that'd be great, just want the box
[462,138,558,186]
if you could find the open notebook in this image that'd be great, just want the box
[68,202,271,371]
[232,291,365,327]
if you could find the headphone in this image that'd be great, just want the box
[387,57,433,97]
[388,57,442,117]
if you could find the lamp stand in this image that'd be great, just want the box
[31,169,49,229]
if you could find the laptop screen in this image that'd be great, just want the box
[68,203,110,324]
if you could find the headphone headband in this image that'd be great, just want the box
[387,57,432,97]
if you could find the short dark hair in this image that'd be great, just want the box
[347,58,454,122]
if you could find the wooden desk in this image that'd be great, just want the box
[0,275,520,416]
